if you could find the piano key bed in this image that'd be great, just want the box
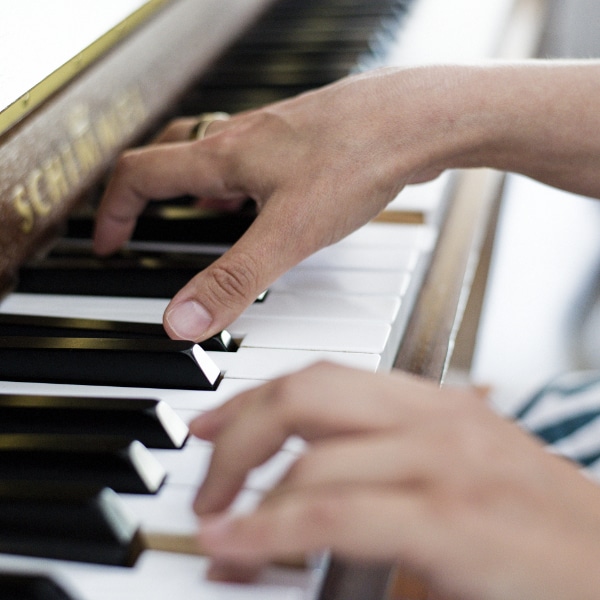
[0,217,436,600]
[0,0,540,598]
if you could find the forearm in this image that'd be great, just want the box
[405,60,600,197]
[93,59,600,343]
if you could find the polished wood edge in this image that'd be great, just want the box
[393,167,505,380]
[449,176,505,373]
[0,0,172,137]
[372,210,425,225]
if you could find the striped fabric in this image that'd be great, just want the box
[512,371,600,480]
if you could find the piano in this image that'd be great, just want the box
[0,0,546,599]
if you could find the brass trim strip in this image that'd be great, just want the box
[0,0,172,137]
[142,532,308,569]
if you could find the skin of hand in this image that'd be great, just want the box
[93,61,600,342]
[189,362,600,598]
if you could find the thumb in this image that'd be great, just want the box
[163,250,262,342]
[162,207,301,341]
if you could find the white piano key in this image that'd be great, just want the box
[75,550,319,600]
[152,444,212,487]
[1,283,405,324]
[0,284,404,323]
[0,293,167,323]
[270,267,411,296]
[0,377,262,412]
[244,291,401,322]
[120,486,265,537]
[210,347,380,380]
[297,245,420,271]
[122,486,199,536]
[338,222,437,250]
[230,316,391,353]
[384,172,454,217]
[0,551,319,600]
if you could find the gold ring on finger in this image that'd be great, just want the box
[189,112,230,140]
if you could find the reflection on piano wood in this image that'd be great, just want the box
[0,0,545,599]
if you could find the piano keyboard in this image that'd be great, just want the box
[0,0,535,598]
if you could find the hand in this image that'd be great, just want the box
[93,60,600,342]
[190,362,600,599]
[92,66,457,342]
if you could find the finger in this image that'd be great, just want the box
[152,117,198,143]
[152,119,248,212]
[153,115,233,144]
[160,188,322,341]
[192,364,446,514]
[190,363,445,443]
[273,432,439,495]
[93,140,246,256]
[193,197,247,212]
[197,487,430,570]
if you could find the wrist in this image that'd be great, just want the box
[428,61,600,196]
[372,64,501,181]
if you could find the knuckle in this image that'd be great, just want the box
[110,150,145,194]
[263,374,305,417]
[261,361,343,421]
[205,253,261,308]
[113,148,139,175]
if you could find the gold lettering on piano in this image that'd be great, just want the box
[11,184,35,234]
[69,105,103,176]
[60,145,82,188]
[96,111,122,153]
[26,169,52,217]
[10,87,148,233]
[42,156,71,203]
[96,88,148,154]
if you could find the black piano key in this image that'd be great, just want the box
[198,50,360,88]
[0,394,189,450]
[0,572,76,600]
[0,434,165,494]
[0,483,142,566]
[17,245,268,303]
[16,244,268,302]
[66,202,256,245]
[0,312,238,352]
[181,86,306,114]
[176,0,415,115]
[0,336,222,390]
[16,252,217,298]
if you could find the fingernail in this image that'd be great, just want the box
[166,300,212,340]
